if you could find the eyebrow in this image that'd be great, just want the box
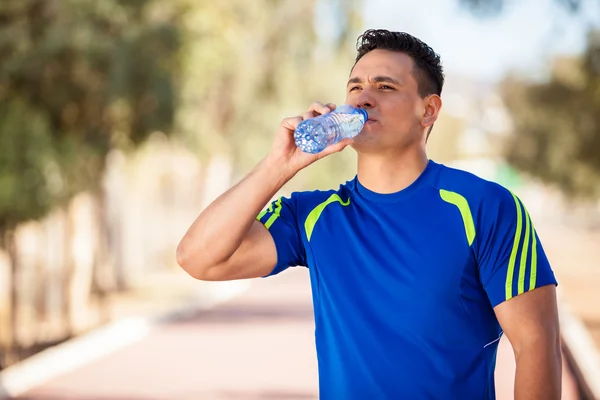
[346,75,402,86]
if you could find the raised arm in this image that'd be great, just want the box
[176,102,352,281]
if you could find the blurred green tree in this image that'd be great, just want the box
[0,0,186,367]
[459,0,600,199]
[178,0,363,196]
[0,0,185,231]
[0,0,364,368]
[501,31,600,199]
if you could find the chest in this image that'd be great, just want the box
[305,197,475,300]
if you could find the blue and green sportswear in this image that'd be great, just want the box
[256,160,557,399]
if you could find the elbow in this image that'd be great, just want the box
[175,242,189,270]
[176,241,227,281]
[514,333,563,375]
[515,333,562,362]
[176,241,208,280]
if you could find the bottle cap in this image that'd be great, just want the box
[356,107,368,121]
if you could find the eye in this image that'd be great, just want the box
[379,85,394,90]
[349,86,361,92]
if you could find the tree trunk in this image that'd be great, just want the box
[61,208,74,339]
[0,230,18,369]
[102,150,127,292]
[92,187,112,324]
[200,153,234,210]
[35,230,47,341]
[67,194,97,334]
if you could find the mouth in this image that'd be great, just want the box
[365,119,377,125]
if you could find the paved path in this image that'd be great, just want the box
[14,268,580,400]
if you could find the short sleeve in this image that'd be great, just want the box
[256,193,307,277]
[475,187,557,308]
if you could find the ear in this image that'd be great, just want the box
[422,94,442,128]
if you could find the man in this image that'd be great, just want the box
[177,29,561,399]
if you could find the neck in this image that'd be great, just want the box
[356,147,429,194]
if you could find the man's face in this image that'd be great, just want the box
[345,49,427,153]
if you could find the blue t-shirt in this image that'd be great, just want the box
[256,160,557,400]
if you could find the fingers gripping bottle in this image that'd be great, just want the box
[294,105,368,154]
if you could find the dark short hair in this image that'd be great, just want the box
[354,29,444,98]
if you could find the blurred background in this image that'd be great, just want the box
[0,0,599,399]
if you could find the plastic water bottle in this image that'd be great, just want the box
[294,105,368,154]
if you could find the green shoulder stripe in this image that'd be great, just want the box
[256,209,268,221]
[264,197,283,229]
[505,192,523,301]
[439,189,476,246]
[256,197,283,230]
[305,194,350,242]
[517,199,538,294]
[517,205,531,295]
[530,223,538,291]
[505,192,539,301]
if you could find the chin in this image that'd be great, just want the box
[362,122,380,132]
[351,136,387,154]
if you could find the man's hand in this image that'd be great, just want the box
[494,284,562,400]
[267,101,354,178]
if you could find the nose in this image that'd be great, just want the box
[355,89,375,110]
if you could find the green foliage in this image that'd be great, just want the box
[501,30,600,198]
[458,0,599,199]
[0,0,186,230]
[0,0,364,231]
[178,0,318,158]
[177,0,363,189]
[0,98,55,230]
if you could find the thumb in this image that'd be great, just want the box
[317,138,354,158]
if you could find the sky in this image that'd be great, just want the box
[341,0,600,82]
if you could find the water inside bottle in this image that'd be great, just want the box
[294,107,366,154]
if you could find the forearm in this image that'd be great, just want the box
[514,345,562,400]
[176,154,295,274]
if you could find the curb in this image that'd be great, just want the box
[559,296,600,400]
[0,280,251,399]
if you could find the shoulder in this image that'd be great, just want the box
[432,162,516,210]
[282,179,354,217]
